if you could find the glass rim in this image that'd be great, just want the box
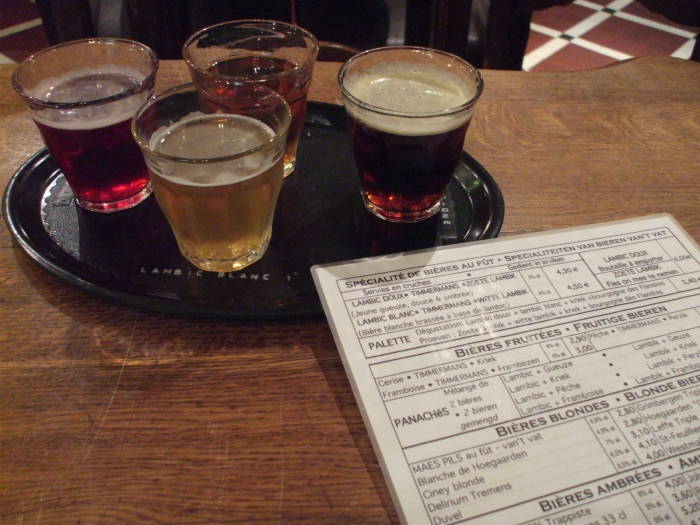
[182,18,319,80]
[131,82,292,165]
[12,38,159,110]
[338,46,484,119]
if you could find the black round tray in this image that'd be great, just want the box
[3,102,504,319]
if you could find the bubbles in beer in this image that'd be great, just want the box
[30,66,149,130]
[347,64,470,113]
[144,112,284,271]
[40,68,140,103]
[344,62,476,136]
[149,113,277,186]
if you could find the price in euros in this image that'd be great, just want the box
[665,477,686,489]
[672,489,695,502]
[567,282,590,291]
[557,267,579,275]
[645,449,666,461]
[616,406,635,417]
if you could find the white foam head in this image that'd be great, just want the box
[29,66,149,130]
[147,113,280,187]
[343,61,478,136]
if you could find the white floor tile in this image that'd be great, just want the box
[607,0,635,10]
[614,11,698,38]
[572,37,633,60]
[671,38,697,59]
[0,18,41,39]
[523,38,570,71]
[566,11,611,37]
[530,23,562,38]
[574,0,605,10]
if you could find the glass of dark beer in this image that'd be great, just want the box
[183,20,318,178]
[339,47,483,223]
[12,38,158,212]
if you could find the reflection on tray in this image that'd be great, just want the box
[3,103,504,319]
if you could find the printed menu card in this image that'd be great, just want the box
[312,214,700,525]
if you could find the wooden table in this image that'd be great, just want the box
[1,57,699,523]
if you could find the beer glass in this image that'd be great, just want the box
[183,19,318,177]
[12,38,158,212]
[132,83,291,272]
[338,47,484,223]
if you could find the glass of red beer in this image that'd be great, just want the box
[183,20,318,178]
[339,47,483,223]
[12,38,158,212]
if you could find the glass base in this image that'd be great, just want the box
[362,194,443,223]
[179,239,271,273]
[75,182,153,213]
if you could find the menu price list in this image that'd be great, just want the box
[312,215,700,525]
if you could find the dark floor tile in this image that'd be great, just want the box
[526,29,553,54]
[0,0,41,29]
[0,26,49,62]
[582,15,690,56]
[531,3,598,32]
[531,42,617,71]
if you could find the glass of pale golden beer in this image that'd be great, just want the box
[339,46,483,223]
[13,38,158,212]
[131,83,291,272]
[183,20,318,178]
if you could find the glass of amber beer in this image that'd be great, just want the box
[12,38,158,212]
[339,47,483,223]
[132,83,291,272]
[183,20,318,177]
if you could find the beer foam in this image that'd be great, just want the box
[30,66,149,131]
[149,113,279,187]
[344,62,476,136]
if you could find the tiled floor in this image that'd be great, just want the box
[0,0,47,64]
[525,0,699,71]
[1,0,698,70]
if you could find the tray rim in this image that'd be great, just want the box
[2,102,505,320]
